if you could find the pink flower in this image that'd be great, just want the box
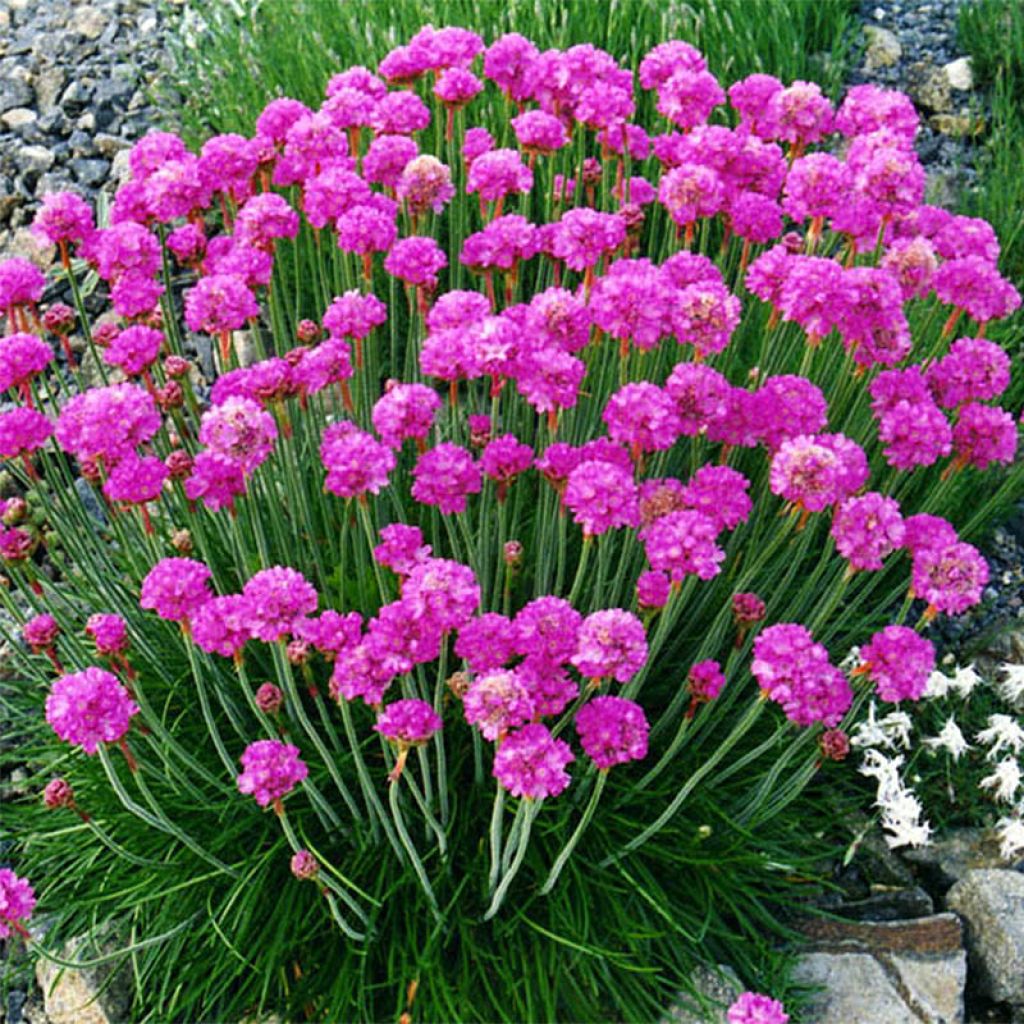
[927,338,1012,408]
[235,193,301,249]
[23,613,59,652]
[511,110,568,154]
[467,148,534,203]
[293,610,361,660]
[411,443,481,514]
[689,659,726,702]
[681,465,752,532]
[550,210,627,271]
[0,333,54,394]
[878,400,952,471]
[463,127,495,163]
[859,625,934,702]
[45,667,139,753]
[588,260,670,351]
[103,325,163,376]
[769,435,841,512]
[881,236,937,300]
[514,596,582,666]
[576,695,649,769]
[455,613,518,673]
[664,362,731,435]
[639,41,706,90]
[142,155,209,221]
[198,133,260,198]
[102,454,169,505]
[934,214,1000,263]
[384,236,447,288]
[87,223,162,281]
[372,382,440,449]
[336,201,398,255]
[0,869,36,939]
[320,420,396,498]
[140,557,212,624]
[603,383,682,454]
[0,259,45,313]
[775,81,833,146]
[375,699,442,745]
[484,33,539,103]
[464,669,536,740]
[835,84,918,142]
[43,777,75,809]
[481,434,534,491]
[402,558,480,633]
[658,163,724,228]
[642,509,725,582]
[290,849,319,880]
[564,459,639,537]
[434,67,483,108]
[778,256,848,341]
[374,523,432,575]
[242,567,318,642]
[236,739,308,807]
[184,274,259,335]
[729,192,783,243]
[199,397,278,474]
[831,492,905,571]
[397,155,455,217]
[323,290,388,339]
[56,383,160,464]
[571,609,648,683]
[902,514,958,557]
[728,74,784,137]
[255,682,284,714]
[756,375,828,451]
[656,69,725,129]
[670,281,742,357]
[492,723,573,799]
[752,624,851,728]
[952,403,1017,469]
[911,542,988,615]
[32,191,95,247]
[733,592,767,625]
[934,257,1021,325]
[192,594,253,659]
[303,164,371,228]
[0,407,53,457]
[86,613,129,655]
[371,91,431,135]
[637,570,671,609]
[727,991,789,1024]
[184,452,248,512]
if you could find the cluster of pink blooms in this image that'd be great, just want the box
[726,991,789,1024]
[0,869,36,939]
[236,739,308,807]
[45,667,139,754]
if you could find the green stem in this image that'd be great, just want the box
[539,770,607,895]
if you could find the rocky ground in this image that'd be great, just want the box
[1,1,1022,1022]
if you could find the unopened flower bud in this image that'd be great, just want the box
[255,682,283,714]
[284,346,306,367]
[165,450,193,480]
[582,157,602,186]
[79,457,103,484]
[782,231,804,253]
[296,319,321,344]
[43,777,74,809]
[290,849,319,880]
[468,414,491,448]
[93,321,120,347]
[2,497,28,525]
[447,671,469,699]
[43,303,76,336]
[170,528,193,555]
[503,541,523,566]
[155,381,184,410]
[287,639,310,665]
[819,728,850,761]
[163,355,190,379]
[620,202,645,234]
[732,592,766,625]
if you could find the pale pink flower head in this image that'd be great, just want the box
[769,435,840,512]
[934,256,1021,326]
[550,209,625,272]
[375,699,442,746]
[603,383,682,454]
[576,695,649,769]
[464,669,535,741]
[336,201,398,255]
[200,397,278,474]
[835,84,918,142]
[236,739,307,807]
[831,492,905,572]
[775,81,833,146]
[32,191,95,247]
[397,155,455,217]
[952,403,1017,470]
[511,110,569,155]
[756,375,829,452]
[782,152,850,222]
[192,594,253,659]
[184,274,259,335]
[290,849,319,881]
[681,465,752,533]
[927,338,1012,409]
[85,613,129,656]
[727,991,789,1024]
[141,558,212,624]
[384,235,447,288]
[0,869,36,939]
[241,567,318,643]
[255,682,284,714]
[859,625,934,703]
[671,281,741,357]
[514,596,583,666]
[733,592,766,625]
[658,163,724,228]
[688,659,726,703]
[492,723,573,799]
[564,459,640,537]
[466,148,533,203]
[642,509,725,582]
[45,667,139,754]
[911,542,988,616]
[881,235,937,300]
[571,609,648,683]
[411,442,481,515]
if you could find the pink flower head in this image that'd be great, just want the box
[375,698,442,746]
[102,454,169,505]
[934,257,1021,325]
[109,272,164,319]
[933,214,1000,263]
[85,613,129,655]
[513,344,581,416]
[0,869,36,939]
[871,369,934,419]
[658,163,724,228]
[273,112,348,185]
[303,164,371,228]
[588,260,670,351]
[642,509,725,582]
[372,382,440,449]
[831,492,905,571]
[902,513,959,557]
[782,152,850,222]
[236,739,308,807]
[45,667,139,753]
[727,991,789,1024]
[576,695,649,769]
[756,375,829,451]
[775,81,833,146]
[336,201,398,255]
[198,133,260,198]
[43,777,75,809]
[0,407,53,457]
[0,259,45,314]
[911,542,988,615]
[639,41,706,90]
[55,383,160,464]
[769,435,841,512]
[320,420,395,498]
[371,90,431,135]
[637,570,671,610]
[184,452,248,512]
[835,84,918,142]
[728,74,784,137]
[363,134,419,188]
[656,68,725,130]
[293,610,362,660]
[564,459,640,537]
[409,25,484,71]
[511,110,569,155]
[191,594,253,659]
[235,193,300,249]
[464,669,536,741]
[23,613,59,652]
[242,567,318,643]
[466,148,534,204]
[838,266,910,368]
[778,256,848,341]
[745,244,793,306]
[671,281,742,357]
[140,558,212,624]
[514,596,582,666]
[374,523,432,576]
[411,442,481,514]
[384,235,447,288]
[255,98,313,144]
[859,625,934,702]
[142,154,209,221]
[492,723,573,799]
[397,155,455,217]
[426,290,490,332]
[729,191,784,243]
[128,130,189,179]
[462,126,495,163]
[378,44,429,85]
[402,558,480,633]
[689,659,726,703]
[103,325,163,376]
[434,67,483,108]
[952,403,1017,470]
[323,290,388,340]
[481,434,534,489]
[733,592,767,625]
[752,624,851,727]
[455,613,518,673]
[603,383,682,455]
[199,397,278,474]
[32,191,95,247]
[928,338,1012,409]
[290,849,319,880]
[484,33,539,103]
[681,465,752,533]
[86,223,162,282]
[571,609,648,683]
[664,362,731,435]
[184,274,259,335]
[0,333,54,394]
[878,400,952,470]
[881,235,937,300]
[255,682,284,714]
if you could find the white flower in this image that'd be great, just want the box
[980,758,1022,804]
[997,663,1024,707]
[881,812,932,849]
[950,663,982,698]
[995,815,1024,861]
[925,669,952,699]
[858,748,905,802]
[923,717,971,762]
[840,646,863,672]
[976,714,1024,760]
[851,702,913,750]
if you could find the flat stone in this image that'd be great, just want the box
[943,57,974,91]
[863,25,902,71]
[908,61,953,113]
[70,6,107,40]
[796,912,963,954]
[94,132,130,157]
[929,114,985,138]
[70,157,110,187]
[34,67,66,112]
[664,964,742,1023]
[947,869,1024,1004]
[1,106,36,129]
[17,144,54,173]
[904,828,1009,894]
[792,952,917,1024]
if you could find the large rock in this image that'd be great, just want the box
[943,58,974,92]
[947,869,1024,1004]
[35,935,131,1024]
[903,828,1011,895]
[908,62,953,114]
[664,963,742,1023]
[793,914,966,1023]
[863,25,901,71]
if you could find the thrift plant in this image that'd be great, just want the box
[1,24,1022,1022]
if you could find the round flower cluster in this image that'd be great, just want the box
[236,739,308,807]
[575,696,649,769]
[45,667,140,754]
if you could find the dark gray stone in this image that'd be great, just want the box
[0,75,33,113]
[70,157,111,187]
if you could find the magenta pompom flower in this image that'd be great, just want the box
[403,557,481,633]
[411,442,482,514]
[0,868,36,940]
[320,421,396,498]
[911,541,989,617]
[184,273,259,336]
[55,383,161,465]
[727,991,789,1024]
[464,669,536,741]
[492,723,574,800]
[241,566,318,643]
[951,403,1017,470]
[571,609,648,684]
[384,236,448,289]
[688,660,726,704]
[563,459,639,538]
[45,667,139,754]
[576,696,649,769]
[374,523,432,576]
[466,148,533,204]
[376,698,443,746]
[191,594,253,659]
[290,849,319,881]
[0,333,54,396]
[23,613,59,653]
[140,557,213,626]
[857,625,934,703]
[0,408,53,459]
[642,509,726,582]
[199,397,279,474]
[32,190,95,247]
[603,383,682,456]
[831,493,905,572]
[455,613,518,672]
[236,739,308,808]
[86,613,129,658]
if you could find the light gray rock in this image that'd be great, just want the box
[34,66,66,112]
[70,6,107,41]
[863,25,902,71]
[943,57,974,91]
[0,74,33,113]
[908,61,953,113]
[664,964,742,1023]
[1,106,36,129]
[947,869,1024,1004]
[904,828,1008,893]
[17,144,54,173]
[793,952,918,1024]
